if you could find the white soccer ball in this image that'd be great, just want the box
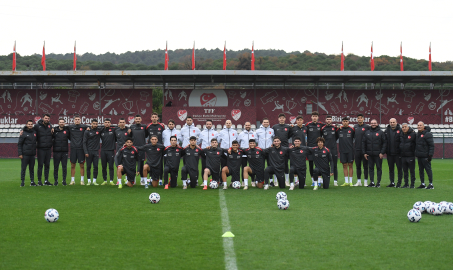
[44,208,59,223]
[444,203,453,214]
[424,201,434,213]
[277,199,289,210]
[232,181,241,189]
[276,191,287,201]
[407,209,422,223]
[149,193,160,204]
[429,203,443,216]
[413,201,426,212]
[439,201,448,208]
[209,181,219,189]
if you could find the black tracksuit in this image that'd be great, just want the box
[115,146,140,182]
[163,146,184,187]
[182,146,203,188]
[273,124,292,175]
[305,121,325,178]
[290,125,307,146]
[362,126,387,184]
[338,126,355,164]
[399,127,417,186]
[203,147,224,181]
[322,124,339,180]
[353,123,370,181]
[18,127,37,183]
[244,147,266,182]
[136,143,165,180]
[288,146,310,188]
[69,124,89,164]
[308,146,334,188]
[263,146,289,188]
[385,124,403,184]
[225,149,243,183]
[34,120,53,183]
[146,123,165,144]
[130,123,148,177]
[415,126,435,184]
[52,126,70,183]
[114,127,130,152]
[83,127,102,180]
[100,127,116,182]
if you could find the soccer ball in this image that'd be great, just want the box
[232,181,241,189]
[424,201,434,212]
[209,181,219,189]
[276,191,287,201]
[277,199,289,210]
[149,193,160,204]
[439,201,448,208]
[413,201,426,212]
[44,208,59,223]
[407,209,422,222]
[429,204,443,216]
[444,203,453,214]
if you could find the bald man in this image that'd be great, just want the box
[384,118,402,187]
[415,122,434,189]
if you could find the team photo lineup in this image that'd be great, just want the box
[18,110,435,191]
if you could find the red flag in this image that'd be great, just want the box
[340,41,344,71]
[400,42,403,71]
[223,41,227,70]
[192,42,195,70]
[164,41,169,70]
[41,41,46,71]
[429,42,432,71]
[73,41,77,71]
[251,41,255,70]
[371,42,375,71]
[12,41,16,72]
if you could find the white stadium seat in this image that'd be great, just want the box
[231,125,236,129]
[0,133,5,138]
[176,125,181,130]
[237,124,242,129]
[196,125,202,130]
[251,124,256,130]
[216,124,222,130]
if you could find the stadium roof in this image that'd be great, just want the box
[1,70,453,84]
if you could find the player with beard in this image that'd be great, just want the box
[222,141,244,190]
[115,118,130,152]
[202,138,225,190]
[115,138,140,189]
[362,119,386,188]
[305,111,325,186]
[180,116,201,147]
[18,120,37,187]
[136,135,165,189]
[52,118,70,186]
[255,118,275,185]
[83,119,102,185]
[69,115,89,185]
[288,137,311,190]
[338,117,355,186]
[290,115,307,186]
[263,137,289,190]
[198,119,219,178]
[129,114,148,185]
[243,139,266,189]
[237,121,257,186]
[415,122,435,189]
[163,136,185,189]
[321,115,339,186]
[218,120,238,168]
[399,123,417,188]
[272,113,292,186]
[100,119,116,186]
[146,112,165,144]
[384,118,403,187]
[34,114,53,186]
[353,114,370,186]
[162,119,181,147]
[182,136,203,189]
[309,137,334,190]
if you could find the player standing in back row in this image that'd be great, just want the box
[69,115,89,185]
[100,119,116,186]
[305,111,325,186]
[321,115,338,186]
[272,113,292,186]
[129,114,148,185]
[353,114,370,187]
[338,117,355,186]
[237,121,256,186]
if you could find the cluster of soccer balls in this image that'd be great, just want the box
[276,192,289,210]
[407,201,453,222]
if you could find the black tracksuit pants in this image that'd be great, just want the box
[313,168,330,189]
[417,157,433,184]
[332,155,338,181]
[401,156,416,185]
[264,167,285,188]
[53,152,68,183]
[101,150,115,181]
[181,166,198,188]
[289,166,306,189]
[309,161,314,179]
[86,151,99,180]
[138,152,145,178]
[37,148,51,182]
[164,166,178,187]
[368,155,383,183]
[241,157,248,182]
[387,155,402,184]
[21,155,35,183]
[355,151,369,180]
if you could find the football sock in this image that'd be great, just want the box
[344,177,348,183]
[117,178,121,183]
[334,180,338,184]
[81,176,84,182]
[364,179,367,185]
[290,182,294,188]
[311,177,314,183]
[358,179,361,183]
[93,179,96,184]
[349,177,353,183]
[273,175,277,182]
[295,176,298,182]
[223,182,227,187]
[244,179,248,186]
[203,180,207,186]
[183,180,187,186]
[285,174,289,181]
[270,178,274,183]
[264,184,269,189]
[314,181,318,186]
[71,177,74,182]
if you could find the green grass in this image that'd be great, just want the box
[1,159,453,269]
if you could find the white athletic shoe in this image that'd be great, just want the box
[353,182,362,186]
[251,182,256,187]
[334,182,338,186]
[243,185,248,190]
[285,180,290,187]
[140,179,145,186]
[289,186,294,190]
[264,185,269,190]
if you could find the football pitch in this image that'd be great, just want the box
[1,159,453,270]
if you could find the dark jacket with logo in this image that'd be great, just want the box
[415,126,434,158]
[18,127,37,156]
[362,126,386,156]
[52,126,70,152]
[385,124,402,155]
[399,127,416,157]
[33,119,53,149]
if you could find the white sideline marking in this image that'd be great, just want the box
[219,189,238,270]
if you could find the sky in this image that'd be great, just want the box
[1,0,453,62]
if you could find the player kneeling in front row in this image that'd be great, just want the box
[263,137,289,190]
[203,138,224,190]
[163,136,184,189]
[222,140,244,190]
[137,135,165,189]
[288,137,310,190]
[181,136,203,189]
[311,137,334,190]
[115,138,140,189]
[243,139,266,189]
